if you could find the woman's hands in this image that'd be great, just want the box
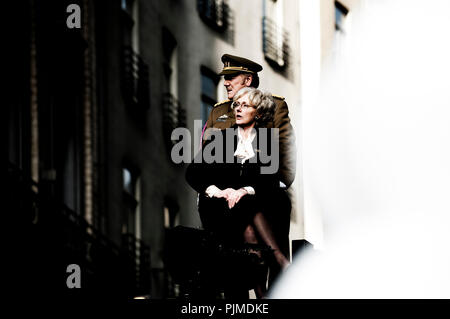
[226,188,248,209]
[213,188,248,209]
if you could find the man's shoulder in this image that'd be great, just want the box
[213,96,284,106]
[272,94,285,101]
[214,99,231,108]
[272,94,288,111]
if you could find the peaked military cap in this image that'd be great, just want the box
[219,54,263,75]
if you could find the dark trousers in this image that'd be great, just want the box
[198,195,256,245]
[198,190,291,297]
[199,195,260,299]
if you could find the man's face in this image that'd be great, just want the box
[223,73,252,99]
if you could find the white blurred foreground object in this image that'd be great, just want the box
[271,0,450,298]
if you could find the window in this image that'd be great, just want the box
[121,0,134,15]
[162,28,186,149]
[200,66,219,127]
[163,197,180,230]
[197,0,230,32]
[162,27,178,99]
[121,0,149,111]
[335,1,349,33]
[122,166,141,238]
[263,0,290,70]
[333,1,349,58]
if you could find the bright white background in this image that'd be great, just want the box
[272,0,450,298]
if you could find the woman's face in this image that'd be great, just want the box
[233,94,257,127]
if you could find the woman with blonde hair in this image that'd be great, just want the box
[186,87,289,298]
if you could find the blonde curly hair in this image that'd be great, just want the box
[232,87,275,126]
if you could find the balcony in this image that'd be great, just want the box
[8,162,151,298]
[262,17,290,70]
[163,93,186,149]
[197,0,230,32]
[121,46,150,110]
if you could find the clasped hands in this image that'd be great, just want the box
[213,188,248,209]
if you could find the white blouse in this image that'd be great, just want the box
[234,126,257,163]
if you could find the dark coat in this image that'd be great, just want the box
[187,127,279,201]
[205,95,296,188]
[186,127,280,241]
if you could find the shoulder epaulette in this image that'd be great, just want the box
[272,94,285,100]
[214,99,231,107]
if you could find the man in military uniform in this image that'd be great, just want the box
[202,54,296,297]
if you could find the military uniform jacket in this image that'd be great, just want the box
[205,95,296,188]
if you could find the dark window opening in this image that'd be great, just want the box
[162,27,186,151]
[197,0,230,32]
[200,66,219,127]
[335,1,349,32]
[122,165,140,236]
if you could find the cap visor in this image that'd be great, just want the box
[219,69,253,76]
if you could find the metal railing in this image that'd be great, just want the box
[197,0,230,32]
[8,162,151,298]
[262,17,290,69]
[122,46,150,110]
[163,93,186,148]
